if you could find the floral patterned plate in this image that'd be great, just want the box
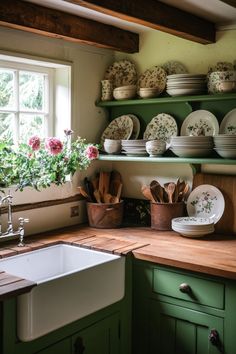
[143,113,178,143]
[100,115,133,146]
[161,61,188,75]
[180,110,219,136]
[128,114,140,139]
[137,66,167,92]
[104,59,137,88]
[219,108,236,134]
[187,184,225,223]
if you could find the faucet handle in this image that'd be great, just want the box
[18,218,29,247]
[18,217,29,226]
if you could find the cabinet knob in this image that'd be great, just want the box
[179,283,191,294]
[209,329,223,353]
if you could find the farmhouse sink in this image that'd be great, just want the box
[0,244,125,341]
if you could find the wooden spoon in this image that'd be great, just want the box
[93,189,102,203]
[141,185,156,202]
[150,180,165,203]
[166,182,176,203]
[78,186,91,201]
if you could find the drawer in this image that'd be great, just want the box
[153,268,225,309]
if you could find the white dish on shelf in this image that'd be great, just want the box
[180,110,219,136]
[104,59,137,87]
[219,108,236,135]
[186,184,225,224]
[143,113,178,143]
[100,115,133,146]
[137,66,167,92]
[129,114,140,139]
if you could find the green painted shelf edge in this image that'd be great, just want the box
[98,154,236,165]
[96,93,236,107]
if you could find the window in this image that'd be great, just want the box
[0,61,53,143]
[0,53,71,145]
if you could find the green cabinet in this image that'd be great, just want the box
[35,314,120,354]
[36,338,71,354]
[149,300,223,354]
[72,313,120,354]
[132,260,230,354]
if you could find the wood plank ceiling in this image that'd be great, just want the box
[0,0,217,53]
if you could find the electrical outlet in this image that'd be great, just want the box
[70,206,79,217]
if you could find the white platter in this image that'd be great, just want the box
[138,66,167,92]
[101,115,133,146]
[104,59,137,87]
[187,184,225,223]
[143,113,178,142]
[180,110,219,136]
[219,108,236,135]
[129,114,140,140]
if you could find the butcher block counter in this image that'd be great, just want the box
[1,224,236,300]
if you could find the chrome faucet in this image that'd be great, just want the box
[0,193,29,247]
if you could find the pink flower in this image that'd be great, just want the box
[45,137,63,155]
[28,136,41,151]
[84,145,99,160]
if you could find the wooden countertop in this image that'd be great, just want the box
[1,224,236,300]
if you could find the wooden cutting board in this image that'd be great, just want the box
[193,173,236,234]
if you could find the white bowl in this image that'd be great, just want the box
[113,85,136,100]
[104,139,121,154]
[138,88,160,98]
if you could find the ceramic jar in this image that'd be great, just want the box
[101,80,114,101]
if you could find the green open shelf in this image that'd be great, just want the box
[96,93,236,107]
[99,154,236,165]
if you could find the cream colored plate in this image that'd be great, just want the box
[101,115,133,146]
[143,113,178,142]
[138,66,167,92]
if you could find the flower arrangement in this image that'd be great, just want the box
[0,130,99,191]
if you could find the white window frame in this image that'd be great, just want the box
[0,60,54,141]
[0,51,73,203]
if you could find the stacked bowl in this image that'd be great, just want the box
[170,136,214,158]
[172,217,215,237]
[113,85,137,100]
[214,135,236,158]
[145,140,166,156]
[121,139,148,156]
[166,74,207,96]
[207,71,236,94]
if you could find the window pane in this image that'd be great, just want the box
[19,114,44,142]
[0,113,14,140]
[19,71,44,111]
[0,69,14,109]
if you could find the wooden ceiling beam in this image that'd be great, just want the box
[66,0,216,44]
[219,0,236,8]
[0,0,139,53]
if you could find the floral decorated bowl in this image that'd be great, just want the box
[207,71,236,93]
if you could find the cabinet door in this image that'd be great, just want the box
[36,338,71,354]
[149,300,224,354]
[72,313,120,354]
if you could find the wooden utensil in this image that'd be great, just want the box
[78,186,91,201]
[150,180,164,203]
[93,189,102,203]
[166,182,176,203]
[110,170,122,196]
[141,185,156,202]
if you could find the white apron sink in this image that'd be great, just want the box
[0,244,125,341]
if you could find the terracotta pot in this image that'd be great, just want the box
[151,202,185,231]
[87,201,124,228]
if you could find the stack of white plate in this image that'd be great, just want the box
[170,136,213,157]
[121,139,148,156]
[214,134,236,158]
[172,217,215,237]
[166,74,207,96]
